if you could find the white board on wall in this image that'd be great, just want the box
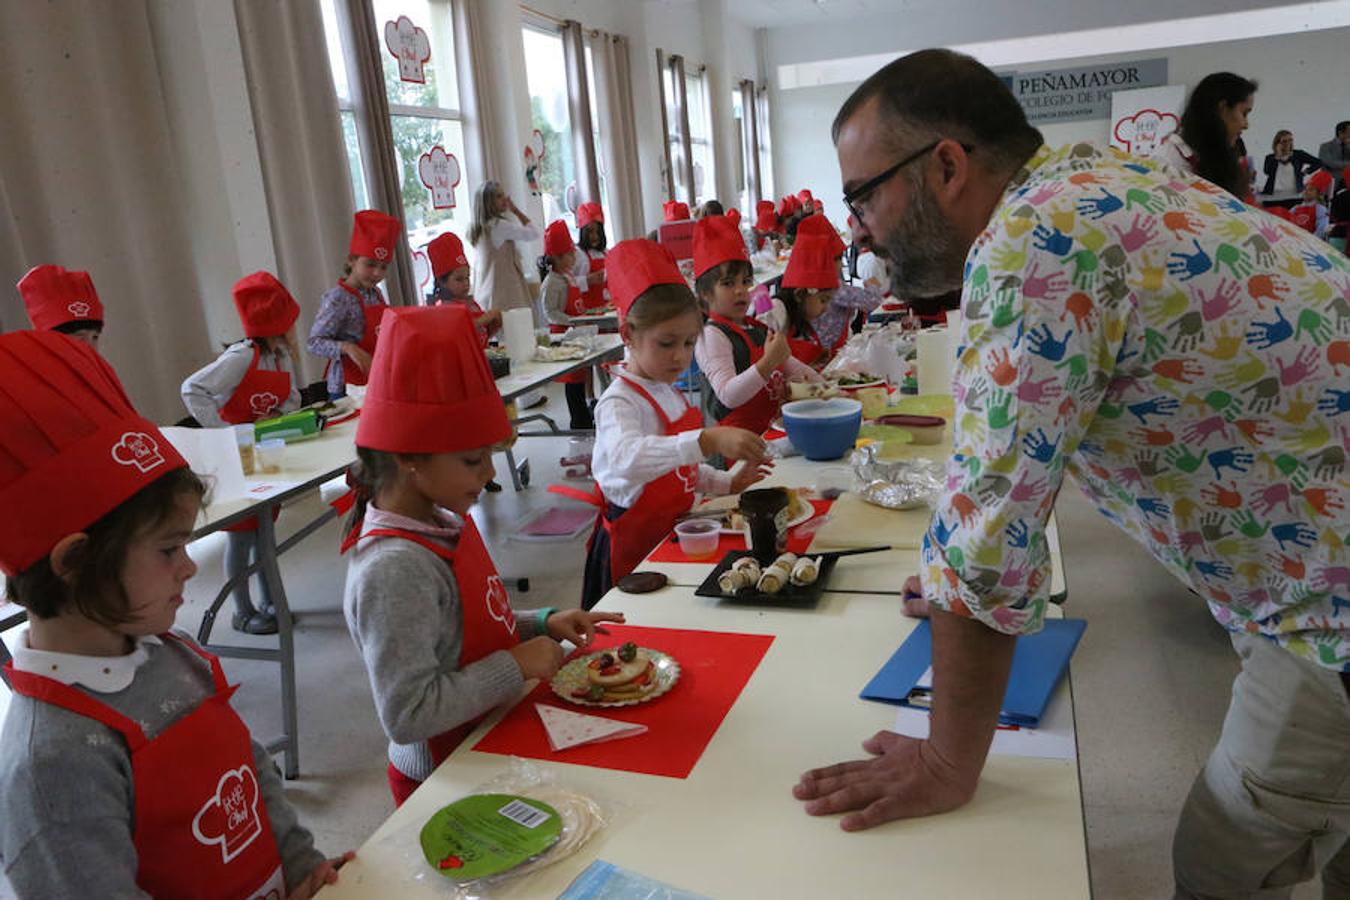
[1110,85,1186,157]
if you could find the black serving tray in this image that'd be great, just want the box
[694,549,838,609]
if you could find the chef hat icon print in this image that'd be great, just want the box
[67,300,91,317]
[192,766,264,864]
[484,575,516,633]
[249,392,280,416]
[111,432,166,474]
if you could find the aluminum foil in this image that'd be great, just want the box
[850,444,945,510]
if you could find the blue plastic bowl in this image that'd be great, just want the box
[782,398,863,460]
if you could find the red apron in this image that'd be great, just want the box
[324,282,384,387]
[551,281,589,384]
[219,345,291,425]
[708,313,785,435]
[4,635,285,899]
[550,375,702,581]
[581,251,607,310]
[340,516,518,769]
[787,323,847,369]
[1290,203,1319,233]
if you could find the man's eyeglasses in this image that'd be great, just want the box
[843,141,973,223]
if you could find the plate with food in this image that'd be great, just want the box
[535,343,589,362]
[551,642,680,707]
[832,371,887,390]
[694,487,816,535]
[695,550,835,608]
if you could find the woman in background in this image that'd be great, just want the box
[1157,72,1257,199]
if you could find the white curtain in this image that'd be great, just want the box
[234,0,355,374]
[589,32,645,240]
[0,1,214,422]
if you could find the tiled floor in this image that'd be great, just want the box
[0,386,1329,897]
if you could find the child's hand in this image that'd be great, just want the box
[730,459,774,493]
[509,636,565,680]
[757,330,791,373]
[699,426,769,462]
[343,342,373,373]
[546,610,626,648]
[288,851,355,899]
[901,574,930,619]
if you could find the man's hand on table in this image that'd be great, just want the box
[793,731,979,830]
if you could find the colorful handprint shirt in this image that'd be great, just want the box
[920,142,1350,672]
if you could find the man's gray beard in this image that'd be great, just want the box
[877,176,967,299]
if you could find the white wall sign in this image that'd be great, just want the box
[384,15,431,84]
[1004,58,1168,124]
[418,144,461,209]
[1111,85,1186,157]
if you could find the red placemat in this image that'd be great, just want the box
[645,499,832,562]
[472,625,773,779]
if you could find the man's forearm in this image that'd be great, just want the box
[928,609,1018,779]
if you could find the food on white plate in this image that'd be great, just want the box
[789,556,820,586]
[570,642,657,702]
[834,371,885,387]
[535,343,588,361]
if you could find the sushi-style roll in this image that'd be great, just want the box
[789,556,820,586]
[757,564,790,594]
[718,569,751,594]
[731,556,762,581]
[774,552,798,570]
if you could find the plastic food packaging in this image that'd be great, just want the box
[674,518,721,558]
[380,759,613,899]
[850,444,944,510]
[233,424,256,475]
[255,438,285,474]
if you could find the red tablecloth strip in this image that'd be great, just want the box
[472,625,774,779]
[645,498,832,563]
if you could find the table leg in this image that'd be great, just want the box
[254,509,300,780]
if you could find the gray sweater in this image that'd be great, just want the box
[0,632,324,899]
[342,510,550,781]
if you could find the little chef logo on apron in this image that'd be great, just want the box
[111,431,167,473]
[676,465,699,495]
[484,575,516,633]
[248,392,280,416]
[191,765,264,863]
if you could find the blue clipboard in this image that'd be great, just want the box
[860,618,1086,727]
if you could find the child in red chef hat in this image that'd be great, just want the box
[692,215,822,437]
[426,231,501,346]
[339,304,621,806]
[16,264,105,350]
[308,209,402,399]
[180,271,303,634]
[0,330,350,899]
[572,202,609,310]
[538,219,594,430]
[554,239,772,609]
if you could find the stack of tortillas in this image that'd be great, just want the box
[508,785,606,879]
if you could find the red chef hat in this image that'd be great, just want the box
[17,265,105,332]
[543,219,576,257]
[349,210,402,261]
[777,195,799,218]
[754,200,779,232]
[0,330,188,576]
[781,234,840,291]
[663,200,691,222]
[796,213,847,258]
[607,239,686,327]
[726,208,741,228]
[797,189,814,206]
[232,272,300,339]
[356,305,511,454]
[426,232,469,280]
[692,215,750,278]
[577,202,604,229]
[1306,169,1334,196]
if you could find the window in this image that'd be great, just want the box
[522,24,578,230]
[685,69,715,206]
[661,62,687,203]
[756,87,775,201]
[731,88,749,214]
[321,0,470,300]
